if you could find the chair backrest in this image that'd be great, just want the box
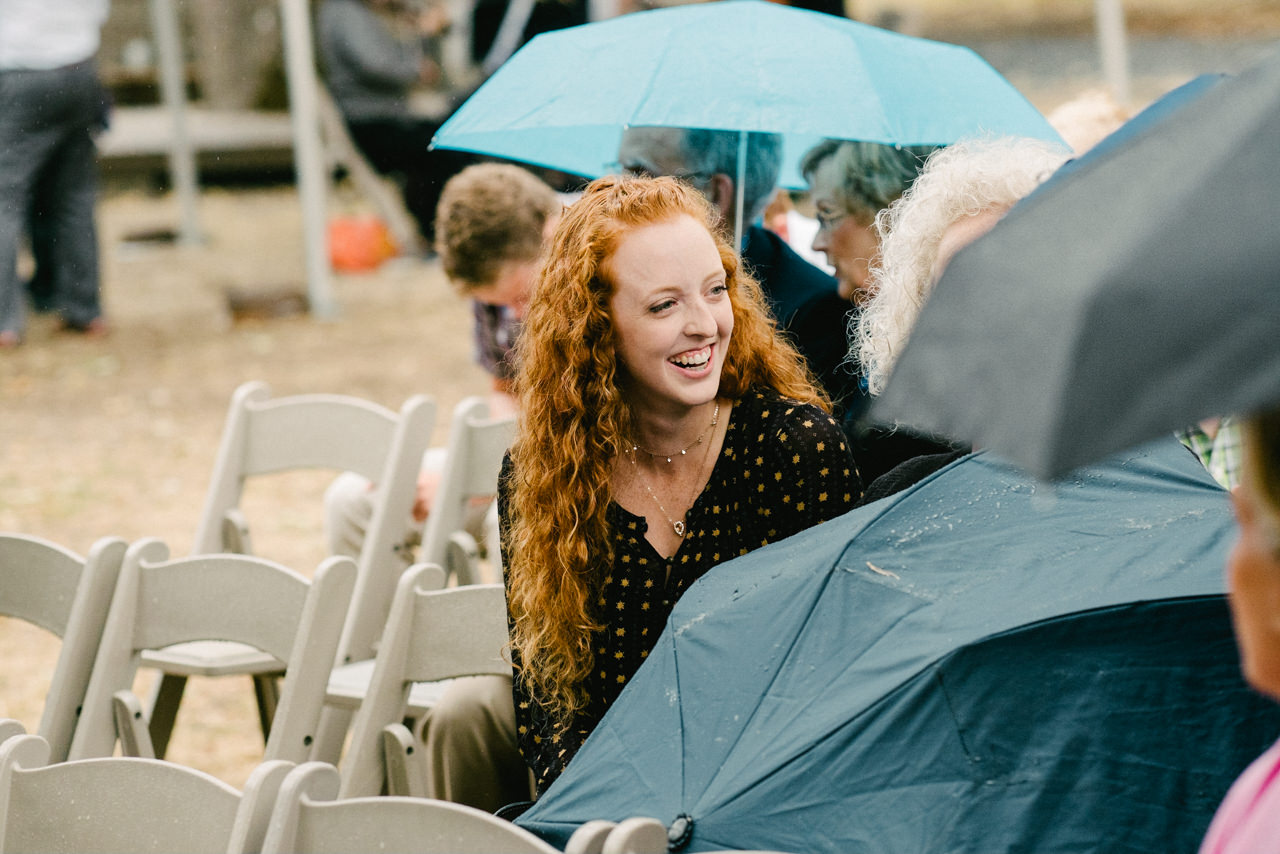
[338,564,510,797]
[0,731,293,854]
[0,534,126,762]
[597,818,668,854]
[195,380,435,665]
[565,817,797,854]
[419,396,516,584]
[262,762,560,854]
[68,538,355,764]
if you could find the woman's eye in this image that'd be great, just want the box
[709,283,728,296]
[649,300,676,313]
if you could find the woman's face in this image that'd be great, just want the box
[607,215,733,416]
[808,155,880,303]
[1228,473,1280,701]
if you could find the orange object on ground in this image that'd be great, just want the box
[328,216,398,271]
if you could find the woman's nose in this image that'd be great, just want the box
[684,297,717,336]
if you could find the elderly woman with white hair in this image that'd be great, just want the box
[853,135,1071,500]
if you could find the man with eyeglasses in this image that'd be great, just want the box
[616,126,857,428]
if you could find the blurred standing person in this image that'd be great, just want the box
[503,175,861,794]
[0,0,112,347]
[471,0,588,78]
[317,0,471,248]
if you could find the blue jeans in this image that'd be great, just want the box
[0,59,108,336]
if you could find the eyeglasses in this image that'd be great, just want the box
[814,209,850,232]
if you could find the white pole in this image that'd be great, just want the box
[148,0,202,245]
[1095,0,1131,105]
[734,130,747,250]
[279,0,337,318]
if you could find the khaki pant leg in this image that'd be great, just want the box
[423,674,533,813]
[323,465,425,568]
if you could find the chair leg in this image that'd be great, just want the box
[147,673,187,759]
[113,690,156,759]
[311,705,354,765]
[381,722,426,797]
[252,673,282,746]
[446,531,481,587]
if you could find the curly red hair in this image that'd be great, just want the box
[505,175,825,720]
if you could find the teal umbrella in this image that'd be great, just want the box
[432,0,1062,233]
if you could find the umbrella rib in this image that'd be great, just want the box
[670,630,689,807]
[690,566,842,798]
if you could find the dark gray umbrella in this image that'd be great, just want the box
[872,50,1280,480]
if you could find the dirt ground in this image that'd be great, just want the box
[0,188,487,784]
[4,0,1280,788]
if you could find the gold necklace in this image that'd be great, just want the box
[626,403,720,538]
[631,403,720,463]
[629,450,687,537]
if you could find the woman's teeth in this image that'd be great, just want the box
[671,347,711,368]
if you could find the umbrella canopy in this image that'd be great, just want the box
[516,437,1280,854]
[872,50,1280,480]
[430,0,1062,188]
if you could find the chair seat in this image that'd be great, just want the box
[141,642,284,677]
[324,660,451,713]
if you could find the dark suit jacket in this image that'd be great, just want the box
[741,225,865,421]
[740,225,963,486]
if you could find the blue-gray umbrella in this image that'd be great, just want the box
[515,437,1280,853]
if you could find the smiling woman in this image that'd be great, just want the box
[499,174,864,795]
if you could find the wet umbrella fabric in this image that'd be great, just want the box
[430,0,1062,186]
[872,50,1280,481]
[515,437,1280,854]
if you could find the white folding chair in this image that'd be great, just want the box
[565,820,622,854]
[261,762,560,854]
[419,396,516,586]
[0,534,126,762]
[0,723,25,751]
[69,538,355,765]
[571,818,667,854]
[565,817,797,854]
[143,380,435,758]
[0,730,293,854]
[328,564,510,797]
[311,396,514,764]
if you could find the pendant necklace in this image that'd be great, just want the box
[627,402,720,539]
[632,402,720,463]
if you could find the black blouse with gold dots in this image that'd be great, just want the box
[502,387,862,795]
